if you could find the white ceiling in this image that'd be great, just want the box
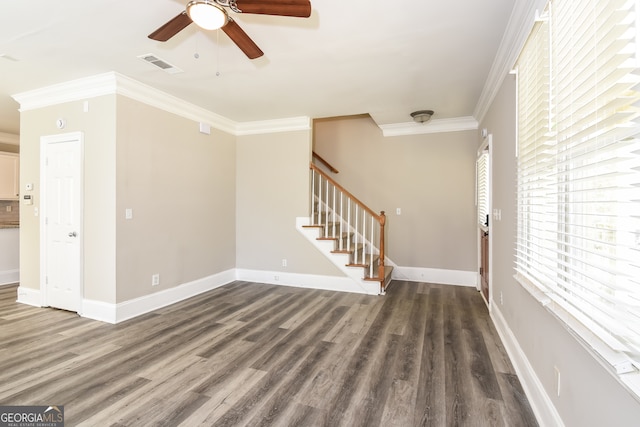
[0,0,519,137]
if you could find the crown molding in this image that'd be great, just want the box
[379,116,478,137]
[0,131,19,145]
[113,73,239,135]
[11,72,309,136]
[12,72,117,111]
[473,0,548,123]
[235,116,311,135]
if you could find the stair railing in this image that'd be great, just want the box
[312,151,339,174]
[309,163,386,283]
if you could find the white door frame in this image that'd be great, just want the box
[39,132,84,313]
[476,134,492,307]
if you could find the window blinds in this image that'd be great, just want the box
[515,0,640,370]
[477,150,489,227]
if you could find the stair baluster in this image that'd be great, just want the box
[307,163,391,292]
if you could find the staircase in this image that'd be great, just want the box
[296,162,393,295]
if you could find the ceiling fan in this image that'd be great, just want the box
[148,0,312,59]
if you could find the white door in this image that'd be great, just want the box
[42,133,83,313]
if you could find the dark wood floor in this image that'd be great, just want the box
[0,280,537,426]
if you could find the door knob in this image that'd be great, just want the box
[68,231,77,237]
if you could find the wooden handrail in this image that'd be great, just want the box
[312,151,339,174]
[310,162,386,287]
[310,163,380,221]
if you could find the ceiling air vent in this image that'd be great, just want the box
[137,54,183,74]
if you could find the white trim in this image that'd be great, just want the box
[491,303,564,427]
[0,132,19,145]
[40,132,85,314]
[13,73,117,111]
[114,73,237,135]
[235,116,312,135]
[16,285,42,307]
[391,266,477,287]
[379,116,478,137]
[82,269,236,324]
[11,72,311,136]
[81,299,116,324]
[18,267,385,324]
[515,274,640,397]
[235,269,380,295]
[0,269,19,286]
[474,0,548,123]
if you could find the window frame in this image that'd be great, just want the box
[513,0,640,399]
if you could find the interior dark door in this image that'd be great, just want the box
[480,230,489,301]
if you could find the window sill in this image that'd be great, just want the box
[514,273,640,403]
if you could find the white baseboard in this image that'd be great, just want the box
[82,269,236,324]
[17,267,472,323]
[16,285,42,307]
[392,266,477,287]
[0,269,19,286]
[491,304,564,427]
[235,269,380,295]
[81,299,117,323]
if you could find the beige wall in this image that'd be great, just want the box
[18,94,238,305]
[482,74,640,425]
[235,130,342,276]
[114,97,236,302]
[313,115,478,271]
[19,95,117,303]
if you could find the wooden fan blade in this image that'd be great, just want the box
[235,0,311,18]
[148,11,193,41]
[222,19,264,59]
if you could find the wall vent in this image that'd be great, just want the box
[137,54,183,74]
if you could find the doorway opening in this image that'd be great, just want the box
[476,135,490,304]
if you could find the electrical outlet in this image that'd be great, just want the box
[151,274,160,286]
[274,275,280,281]
[396,208,401,215]
[125,208,133,220]
[5,205,11,212]
[282,259,287,267]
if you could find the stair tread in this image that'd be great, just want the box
[363,266,394,282]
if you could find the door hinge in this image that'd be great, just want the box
[479,267,484,275]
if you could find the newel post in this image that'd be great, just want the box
[378,211,386,284]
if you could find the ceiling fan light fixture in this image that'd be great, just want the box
[410,110,434,124]
[187,0,228,30]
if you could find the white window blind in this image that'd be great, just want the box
[477,149,489,227]
[515,0,640,375]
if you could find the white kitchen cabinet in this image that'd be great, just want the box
[0,152,19,200]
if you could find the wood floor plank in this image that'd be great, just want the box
[380,379,415,426]
[176,368,268,426]
[0,282,538,427]
[458,287,504,402]
[414,285,447,426]
[321,287,405,426]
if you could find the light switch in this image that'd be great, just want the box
[125,208,133,219]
